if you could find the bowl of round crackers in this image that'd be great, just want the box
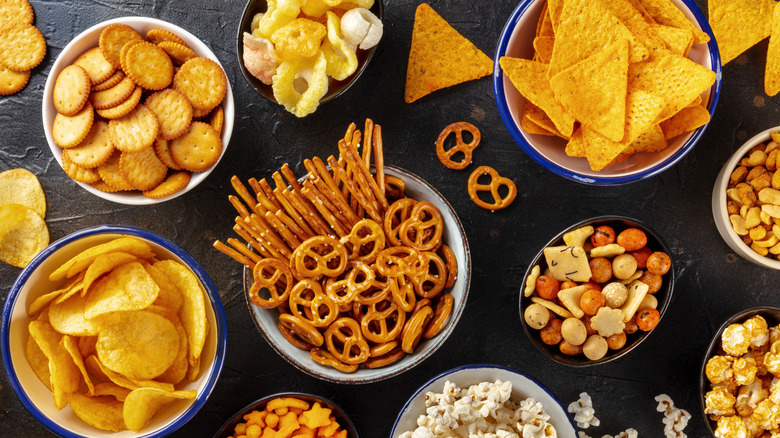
[42,16,234,205]
[494,0,721,185]
[1,224,227,437]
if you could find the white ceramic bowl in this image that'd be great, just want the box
[390,364,577,437]
[712,126,780,269]
[243,165,471,384]
[42,17,235,205]
[1,225,228,437]
[494,0,721,185]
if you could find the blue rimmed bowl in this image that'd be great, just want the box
[493,0,721,185]
[1,225,227,437]
[390,364,577,437]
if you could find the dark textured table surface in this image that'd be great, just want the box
[1,0,778,437]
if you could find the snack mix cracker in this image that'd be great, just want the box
[228,397,348,438]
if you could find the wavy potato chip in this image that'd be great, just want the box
[0,203,48,268]
[28,321,81,409]
[0,168,46,218]
[154,314,188,385]
[144,263,184,313]
[84,354,175,392]
[62,334,95,395]
[84,261,160,319]
[49,236,154,281]
[25,334,52,390]
[95,310,179,380]
[49,293,99,336]
[67,392,126,432]
[123,387,196,432]
[83,251,137,296]
[93,382,132,401]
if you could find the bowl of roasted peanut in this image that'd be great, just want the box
[712,127,780,269]
[700,307,780,437]
[519,216,674,366]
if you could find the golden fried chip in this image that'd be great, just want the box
[655,25,694,57]
[83,251,137,295]
[404,3,493,103]
[27,288,63,317]
[123,42,174,90]
[623,88,665,144]
[73,47,116,85]
[49,293,98,337]
[53,271,85,304]
[708,0,773,65]
[599,0,665,55]
[536,3,554,37]
[61,334,95,395]
[26,334,52,390]
[142,171,191,199]
[499,57,575,137]
[154,314,188,385]
[95,309,179,380]
[0,203,48,268]
[766,2,780,97]
[549,38,629,142]
[78,335,96,358]
[53,65,91,116]
[639,0,710,44]
[123,387,196,432]
[67,392,126,432]
[84,261,160,319]
[524,101,566,138]
[533,36,554,64]
[52,101,95,149]
[99,23,144,69]
[0,64,30,95]
[63,120,115,169]
[521,114,555,136]
[49,236,154,281]
[108,103,160,152]
[168,121,222,172]
[93,382,131,402]
[119,145,169,191]
[0,168,46,218]
[153,260,208,366]
[582,126,630,171]
[0,24,46,71]
[84,355,175,392]
[659,104,710,138]
[186,354,200,381]
[145,263,184,313]
[565,128,586,158]
[28,321,80,409]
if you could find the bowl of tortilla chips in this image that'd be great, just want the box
[494,0,721,185]
[1,225,227,437]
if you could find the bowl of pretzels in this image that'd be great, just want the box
[214,120,471,384]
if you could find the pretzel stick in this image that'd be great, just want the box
[275,210,310,243]
[305,158,360,225]
[344,122,357,143]
[235,218,284,260]
[338,140,382,215]
[339,139,389,213]
[233,224,273,259]
[373,124,385,196]
[247,214,292,258]
[250,177,282,212]
[213,240,254,267]
[283,187,334,237]
[362,119,374,167]
[229,195,251,219]
[227,237,264,265]
[231,176,264,216]
[327,155,383,223]
[280,164,303,192]
[264,210,302,249]
[301,180,350,237]
[273,186,316,238]
[307,172,360,228]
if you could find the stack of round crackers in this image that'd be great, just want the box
[50,23,228,199]
[0,0,46,96]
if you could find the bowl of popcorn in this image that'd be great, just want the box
[213,392,358,438]
[390,364,577,437]
[237,0,383,118]
[520,216,674,366]
[712,127,780,269]
[700,307,780,437]
[1,225,228,437]
[42,17,234,205]
[494,0,720,185]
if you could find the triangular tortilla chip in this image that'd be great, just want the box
[621,124,668,154]
[708,0,774,65]
[624,88,665,144]
[627,49,716,121]
[659,104,710,138]
[654,25,694,57]
[533,36,555,64]
[536,3,555,37]
[565,128,587,158]
[599,0,666,56]
[583,127,630,171]
[550,38,629,142]
[500,57,575,137]
[766,2,780,97]
[524,101,567,138]
[547,0,565,33]
[404,3,493,103]
[639,0,710,44]
[548,0,648,78]
[521,114,555,136]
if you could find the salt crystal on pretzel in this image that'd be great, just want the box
[264,210,302,248]
[301,182,350,237]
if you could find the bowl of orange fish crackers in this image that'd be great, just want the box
[42,17,234,205]
[1,225,227,437]
[494,0,721,185]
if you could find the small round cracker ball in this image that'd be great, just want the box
[639,271,663,294]
[580,289,606,316]
[630,247,652,269]
[646,251,672,275]
[616,228,647,251]
[561,317,587,346]
[589,257,612,283]
[612,254,638,280]
[559,340,583,356]
[606,331,627,350]
[624,318,639,335]
[524,303,550,330]
[602,282,628,308]
[535,275,560,300]
[582,335,609,360]
[540,318,563,345]
[591,225,616,247]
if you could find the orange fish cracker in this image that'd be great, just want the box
[227,397,348,438]
[404,3,493,103]
[500,0,716,171]
[50,22,228,198]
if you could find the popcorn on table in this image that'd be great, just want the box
[567,392,600,429]
[397,379,557,438]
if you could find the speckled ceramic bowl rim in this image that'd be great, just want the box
[711,126,780,270]
[519,215,675,367]
[236,0,383,106]
[389,364,577,437]
[1,225,228,438]
[493,0,722,186]
[212,392,359,438]
[699,306,780,436]
[41,16,235,205]
[242,165,471,384]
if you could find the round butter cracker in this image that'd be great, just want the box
[73,47,115,85]
[0,64,30,95]
[145,88,193,140]
[143,171,190,199]
[96,86,142,119]
[64,121,115,168]
[119,145,168,191]
[89,75,136,110]
[0,0,34,27]
[97,151,136,191]
[92,70,124,92]
[172,57,226,112]
[99,24,143,69]
[52,102,95,149]
[62,152,101,184]
[108,103,159,152]
[169,121,221,172]
[123,42,173,90]
[157,41,197,66]
[53,64,91,116]
[146,29,188,48]
[153,138,181,170]
[0,24,46,71]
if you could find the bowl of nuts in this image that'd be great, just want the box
[700,307,780,437]
[519,216,674,366]
[712,127,780,269]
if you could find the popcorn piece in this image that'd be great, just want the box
[568,392,600,429]
[743,315,770,349]
[735,380,768,417]
[722,323,751,357]
[732,356,758,386]
[655,394,691,438]
[714,415,748,438]
[749,398,780,431]
[706,355,735,384]
[765,341,780,377]
[705,385,737,417]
